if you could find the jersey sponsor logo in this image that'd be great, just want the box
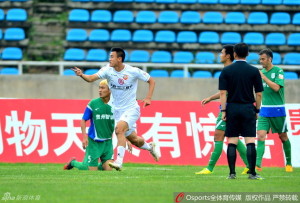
[118,78,124,85]
[278,74,284,79]
[123,75,129,80]
[110,84,133,90]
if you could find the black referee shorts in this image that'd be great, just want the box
[225,103,257,138]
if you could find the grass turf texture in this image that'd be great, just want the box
[0,163,299,202]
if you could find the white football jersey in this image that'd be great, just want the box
[96,64,150,111]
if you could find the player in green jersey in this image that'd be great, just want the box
[64,80,131,171]
[256,48,293,172]
[195,45,249,175]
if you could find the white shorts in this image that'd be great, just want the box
[114,106,140,137]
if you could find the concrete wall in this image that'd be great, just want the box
[0,75,299,103]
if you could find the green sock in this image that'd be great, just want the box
[71,160,89,170]
[207,141,223,172]
[283,139,292,165]
[256,140,265,167]
[236,139,249,168]
[98,162,103,170]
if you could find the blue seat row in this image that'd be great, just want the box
[0,47,23,60]
[66,29,300,46]
[69,0,300,5]
[63,49,300,65]
[0,67,19,75]
[0,8,27,21]
[0,28,25,40]
[69,10,300,25]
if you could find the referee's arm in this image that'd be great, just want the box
[255,91,262,119]
[220,90,227,121]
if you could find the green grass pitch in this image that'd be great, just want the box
[0,163,299,203]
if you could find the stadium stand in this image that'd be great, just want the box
[283,53,300,65]
[287,33,300,46]
[177,31,197,43]
[129,50,150,62]
[151,51,172,63]
[132,30,153,42]
[202,12,223,24]
[136,11,156,24]
[111,29,131,41]
[63,69,76,76]
[192,70,213,78]
[89,29,110,42]
[272,52,282,65]
[199,31,219,44]
[155,30,176,43]
[243,32,264,45]
[284,71,299,79]
[170,70,190,78]
[0,9,4,21]
[66,29,87,41]
[262,0,282,5]
[292,13,300,24]
[247,52,259,64]
[195,52,215,64]
[265,33,286,45]
[68,9,89,22]
[221,32,242,44]
[247,12,268,24]
[173,51,194,63]
[213,71,222,78]
[225,12,246,24]
[158,11,178,23]
[64,48,85,61]
[180,11,201,24]
[2,47,22,60]
[6,8,27,21]
[84,69,99,75]
[86,49,107,61]
[91,10,111,23]
[270,12,291,25]
[113,10,134,23]
[4,28,25,41]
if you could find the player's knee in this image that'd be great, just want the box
[257,131,266,141]
[279,133,288,142]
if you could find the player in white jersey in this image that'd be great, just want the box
[71,47,160,170]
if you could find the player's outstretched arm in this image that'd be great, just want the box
[142,77,155,108]
[201,92,220,106]
[71,67,99,83]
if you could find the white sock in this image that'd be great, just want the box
[139,142,151,151]
[115,146,126,164]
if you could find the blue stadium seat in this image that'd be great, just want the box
[0,29,2,39]
[156,0,176,3]
[180,11,201,24]
[283,53,300,65]
[262,0,282,4]
[149,70,169,77]
[114,0,133,2]
[6,8,27,21]
[287,33,300,46]
[91,0,112,1]
[0,67,19,75]
[192,70,212,78]
[213,71,222,78]
[195,52,215,64]
[177,0,197,3]
[69,9,89,22]
[203,12,223,24]
[84,69,99,75]
[132,30,153,42]
[89,29,110,42]
[71,0,89,1]
[177,31,197,43]
[292,13,300,24]
[111,29,131,41]
[91,10,112,23]
[155,30,176,43]
[240,0,261,4]
[64,48,85,61]
[173,51,194,63]
[86,49,107,61]
[151,51,172,63]
[225,12,245,24]
[243,32,264,45]
[199,31,219,44]
[198,0,218,3]
[2,47,22,60]
[247,53,259,64]
[221,32,241,44]
[129,50,150,62]
[283,0,300,5]
[4,28,25,41]
[158,11,178,23]
[170,70,190,78]
[113,10,134,23]
[284,72,299,80]
[219,0,240,4]
[66,29,87,41]
[136,11,156,24]
[272,52,281,65]
[63,69,76,76]
[265,33,286,45]
[135,0,155,2]
[0,9,4,21]
[247,12,268,24]
[270,12,291,25]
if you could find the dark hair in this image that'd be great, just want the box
[259,48,273,59]
[223,45,234,62]
[110,47,125,62]
[233,43,249,58]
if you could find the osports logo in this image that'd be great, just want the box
[175,192,185,202]
[118,78,124,85]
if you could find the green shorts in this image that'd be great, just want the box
[85,137,113,167]
[215,112,226,131]
[257,116,288,134]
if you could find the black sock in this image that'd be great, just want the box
[247,143,257,176]
[227,143,237,175]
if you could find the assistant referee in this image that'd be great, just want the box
[219,43,264,180]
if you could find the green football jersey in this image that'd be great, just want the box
[261,66,285,105]
[83,98,114,141]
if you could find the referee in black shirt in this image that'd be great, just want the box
[219,43,264,180]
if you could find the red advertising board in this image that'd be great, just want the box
[0,99,299,167]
